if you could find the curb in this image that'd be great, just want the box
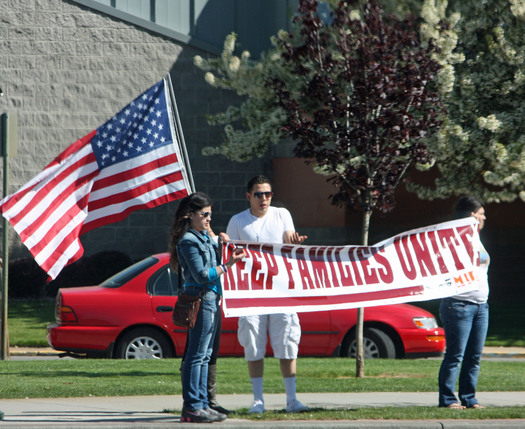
[7,347,525,358]
[9,347,61,357]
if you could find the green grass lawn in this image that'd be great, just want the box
[1,357,524,399]
[3,300,525,422]
[228,406,525,421]
[8,299,56,347]
[1,358,524,421]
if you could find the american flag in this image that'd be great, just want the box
[0,77,193,279]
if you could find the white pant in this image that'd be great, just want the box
[238,313,301,360]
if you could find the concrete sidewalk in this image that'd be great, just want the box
[1,347,524,427]
[0,392,524,428]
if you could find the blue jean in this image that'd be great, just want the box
[438,298,489,407]
[181,287,220,411]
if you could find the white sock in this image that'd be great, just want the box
[251,377,264,404]
[284,376,297,404]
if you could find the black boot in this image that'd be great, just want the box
[208,363,230,415]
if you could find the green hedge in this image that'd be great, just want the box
[7,251,133,299]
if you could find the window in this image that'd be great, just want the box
[75,0,298,57]
[149,265,179,296]
[101,256,158,288]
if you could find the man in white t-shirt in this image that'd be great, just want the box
[226,175,309,414]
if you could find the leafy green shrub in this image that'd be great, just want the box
[7,251,133,298]
[46,250,133,296]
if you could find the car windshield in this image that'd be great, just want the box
[101,256,159,288]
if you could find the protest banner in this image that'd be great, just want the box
[221,217,481,317]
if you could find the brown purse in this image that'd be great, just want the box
[172,263,203,328]
[172,293,201,328]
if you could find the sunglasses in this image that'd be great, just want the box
[195,211,212,218]
[253,191,273,199]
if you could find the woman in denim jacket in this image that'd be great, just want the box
[169,192,245,423]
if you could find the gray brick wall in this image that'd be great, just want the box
[0,0,268,264]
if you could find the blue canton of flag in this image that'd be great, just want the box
[91,81,172,170]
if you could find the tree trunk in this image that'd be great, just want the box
[356,208,371,378]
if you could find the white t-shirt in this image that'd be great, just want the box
[226,206,295,244]
[455,242,490,304]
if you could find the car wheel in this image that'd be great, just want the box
[115,328,173,359]
[344,327,397,359]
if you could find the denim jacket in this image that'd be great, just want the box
[176,229,221,295]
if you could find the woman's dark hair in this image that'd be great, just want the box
[169,192,213,270]
[452,196,484,220]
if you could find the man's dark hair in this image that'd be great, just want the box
[247,175,272,193]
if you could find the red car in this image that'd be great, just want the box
[47,253,445,359]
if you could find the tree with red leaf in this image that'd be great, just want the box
[274,0,443,217]
[270,0,444,376]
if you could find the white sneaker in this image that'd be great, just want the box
[248,401,265,414]
[286,399,309,413]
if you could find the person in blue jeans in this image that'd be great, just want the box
[169,192,245,423]
[438,196,489,409]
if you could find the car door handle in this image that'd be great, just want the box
[156,306,174,312]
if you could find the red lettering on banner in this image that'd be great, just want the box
[394,236,417,280]
[295,247,313,289]
[232,259,247,290]
[250,252,265,290]
[234,244,257,290]
[456,225,476,264]
[221,244,233,291]
[438,228,465,271]
[312,247,331,288]
[223,243,247,290]
[339,261,356,286]
[260,244,278,290]
[427,230,448,274]
[349,248,364,286]
[280,245,296,289]
[222,219,479,316]
[236,245,254,290]
[355,248,380,284]
[372,247,394,283]
[327,248,344,287]
[222,244,232,291]
[307,246,319,261]
[333,248,356,286]
[411,232,438,277]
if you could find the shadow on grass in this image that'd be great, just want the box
[9,299,56,325]
[13,370,171,378]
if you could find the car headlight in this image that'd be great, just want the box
[413,317,438,329]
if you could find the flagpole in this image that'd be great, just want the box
[1,113,12,361]
[166,74,195,193]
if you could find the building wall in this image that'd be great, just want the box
[1,0,523,305]
[0,0,267,262]
[83,0,299,58]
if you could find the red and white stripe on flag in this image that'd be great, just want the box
[0,77,191,279]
